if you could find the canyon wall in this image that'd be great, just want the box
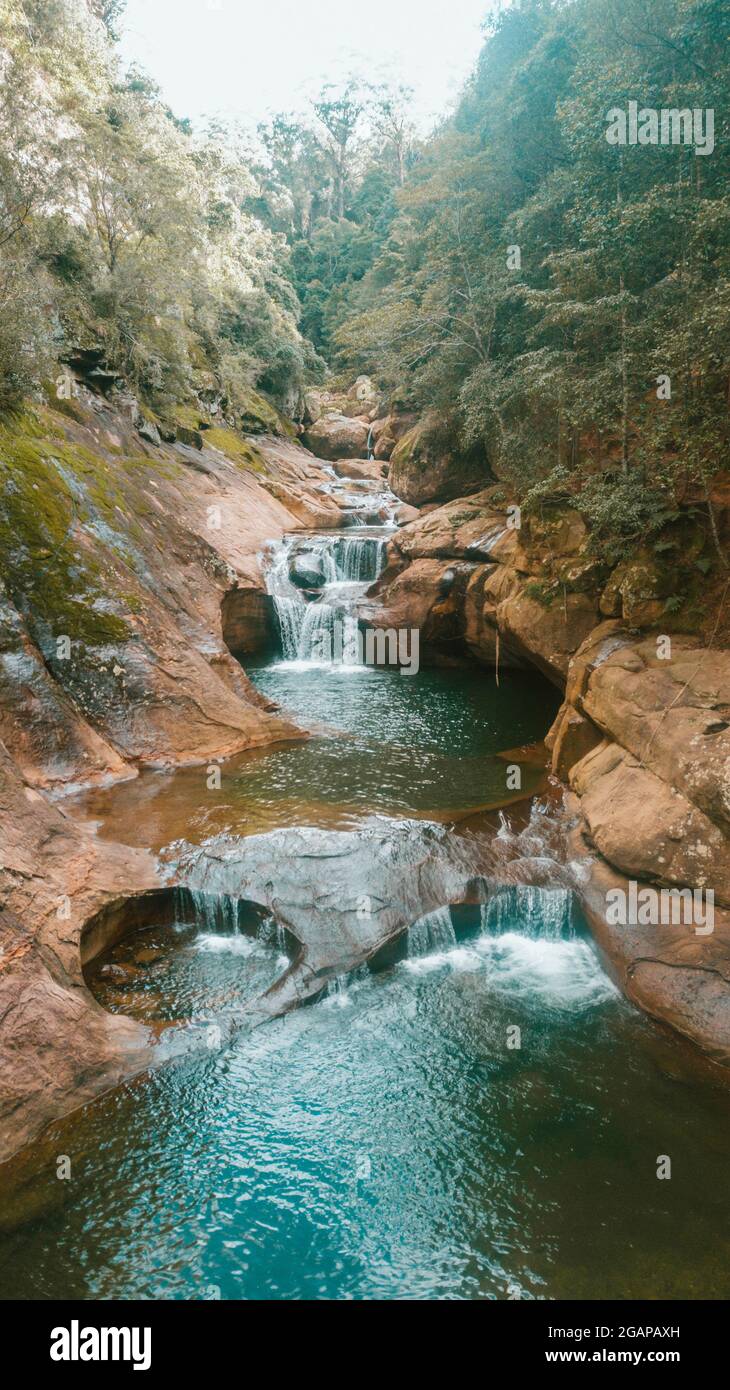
[0,388,344,1160]
[359,483,730,1060]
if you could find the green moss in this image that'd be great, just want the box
[170,402,206,431]
[204,427,267,473]
[0,417,131,645]
[237,387,295,439]
[524,579,559,609]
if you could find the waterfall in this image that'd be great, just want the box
[367,424,375,460]
[407,907,457,958]
[325,963,369,1000]
[176,888,242,934]
[264,533,387,664]
[257,915,289,954]
[480,887,576,940]
[333,536,386,582]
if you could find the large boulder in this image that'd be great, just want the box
[568,633,730,833]
[388,415,487,506]
[496,588,600,688]
[570,741,730,905]
[302,414,370,460]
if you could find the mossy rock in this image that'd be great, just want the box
[204,428,266,473]
[0,410,134,645]
[237,387,295,439]
[389,414,487,506]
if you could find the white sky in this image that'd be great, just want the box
[117,0,498,135]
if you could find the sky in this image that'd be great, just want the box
[117,0,498,135]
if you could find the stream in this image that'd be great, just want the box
[1,478,729,1301]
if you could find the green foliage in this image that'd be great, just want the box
[323,0,729,567]
[255,82,417,357]
[0,0,314,419]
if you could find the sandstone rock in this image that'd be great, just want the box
[599,551,668,626]
[332,458,387,482]
[570,634,730,833]
[358,558,475,664]
[0,743,159,1163]
[496,589,600,688]
[546,703,603,780]
[566,801,730,1062]
[302,414,369,460]
[394,492,512,561]
[220,588,276,656]
[374,428,396,461]
[570,741,730,905]
[389,416,487,506]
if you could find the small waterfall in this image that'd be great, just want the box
[257,915,289,954]
[273,594,306,661]
[176,888,242,934]
[480,887,576,940]
[298,599,336,656]
[367,424,375,460]
[264,533,386,664]
[325,963,369,1000]
[333,536,386,582]
[407,907,457,958]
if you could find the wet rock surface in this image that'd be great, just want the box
[166,816,574,1021]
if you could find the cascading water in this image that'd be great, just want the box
[402,885,613,1008]
[407,907,458,958]
[264,530,388,665]
[175,887,242,934]
[480,886,577,939]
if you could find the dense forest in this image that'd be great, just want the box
[255,0,730,575]
[0,0,319,420]
[1,0,728,576]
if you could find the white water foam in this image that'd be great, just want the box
[402,888,616,1009]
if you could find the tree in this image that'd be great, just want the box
[312,81,366,219]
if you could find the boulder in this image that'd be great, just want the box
[290,552,326,589]
[333,458,387,482]
[358,558,476,664]
[347,374,379,413]
[302,414,370,460]
[566,802,730,1062]
[496,589,600,688]
[570,741,730,905]
[137,417,161,448]
[389,415,487,506]
[574,637,730,833]
[176,424,204,450]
